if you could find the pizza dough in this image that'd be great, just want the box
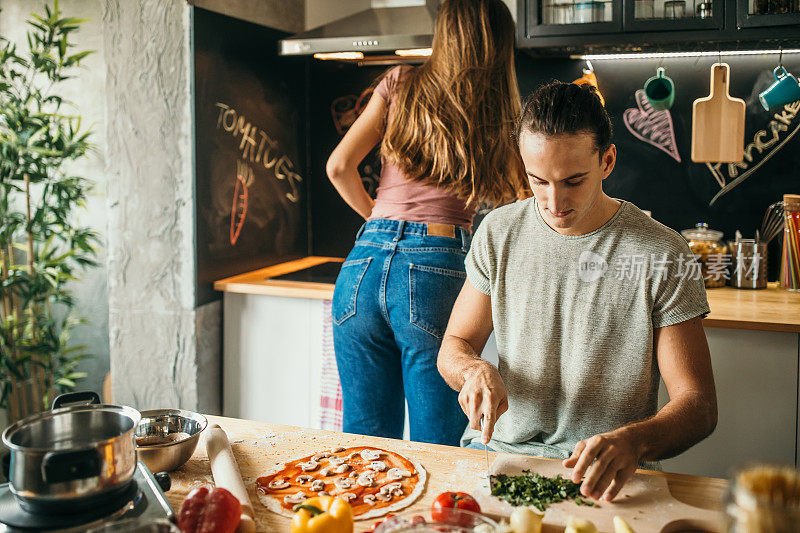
[256,445,426,520]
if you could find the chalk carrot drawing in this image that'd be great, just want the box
[623,89,681,162]
[230,160,254,246]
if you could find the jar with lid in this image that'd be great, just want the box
[723,464,800,532]
[681,222,729,288]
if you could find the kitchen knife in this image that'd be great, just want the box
[480,416,490,481]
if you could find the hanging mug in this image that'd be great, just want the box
[758,65,800,111]
[643,67,675,110]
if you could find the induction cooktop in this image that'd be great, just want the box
[268,260,343,284]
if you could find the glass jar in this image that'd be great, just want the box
[664,0,687,18]
[723,464,800,532]
[681,222,729,288]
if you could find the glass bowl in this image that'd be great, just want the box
[374,508,499,532]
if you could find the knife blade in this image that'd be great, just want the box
[480,416,490,481]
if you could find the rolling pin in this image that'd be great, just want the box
[204,424,256,533]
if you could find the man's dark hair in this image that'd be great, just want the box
[517,81,613,156]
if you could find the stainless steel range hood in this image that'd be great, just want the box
[280,0,438,57]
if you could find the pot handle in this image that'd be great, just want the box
[51,391,101,410]
[41,449,102,484]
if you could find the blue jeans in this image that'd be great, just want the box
[332,219,470,446]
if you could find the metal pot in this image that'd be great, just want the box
[1,391,141,513]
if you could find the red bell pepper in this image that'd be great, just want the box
[177,485,242,533]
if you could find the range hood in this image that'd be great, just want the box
[280,0,439,57]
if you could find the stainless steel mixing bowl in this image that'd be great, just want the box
[134,409,207,473]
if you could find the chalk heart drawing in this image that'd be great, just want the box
[623,89,681,163]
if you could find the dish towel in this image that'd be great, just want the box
[319,300,343,431]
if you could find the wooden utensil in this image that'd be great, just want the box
[204,423,256,533]
[691,63,745,163]
[473,453,722,532]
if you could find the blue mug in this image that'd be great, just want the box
[759,66,800,111]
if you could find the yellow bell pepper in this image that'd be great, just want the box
[290,496,353,533]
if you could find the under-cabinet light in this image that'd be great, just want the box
[572,49,800,60]
[314,52,365,60]
[395,48,432,57]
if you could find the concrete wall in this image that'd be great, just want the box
[101,0,204,410]
[0,0,110,411]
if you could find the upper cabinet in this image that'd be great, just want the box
[736,0,800,27]
[519,0,800,49]
[624,0,724,31]
[526,1,622,36]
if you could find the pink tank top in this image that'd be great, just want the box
[368,66,477,230]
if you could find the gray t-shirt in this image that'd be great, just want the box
[462,198,710,460]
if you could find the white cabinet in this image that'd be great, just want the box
[222,293,326,428]
[659,327,799,478]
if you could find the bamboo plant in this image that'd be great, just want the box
[0,1,98,422]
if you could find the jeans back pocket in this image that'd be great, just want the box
[409,263,467,338]
[332,257,372,325]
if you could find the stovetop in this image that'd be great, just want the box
[0,462,175,532]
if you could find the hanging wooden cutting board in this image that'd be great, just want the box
[691,63,745,163]
[473,453,723,532]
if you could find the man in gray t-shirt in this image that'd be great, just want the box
[438,82,717,503]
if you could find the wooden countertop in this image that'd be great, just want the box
[166,415,727,532]
[215,258,800,333]
[703,283,800,333]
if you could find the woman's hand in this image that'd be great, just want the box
[326,91,386,219]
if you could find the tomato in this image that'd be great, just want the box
[177,485,241,533]
[430,492,481,526]
[369,513,395,532]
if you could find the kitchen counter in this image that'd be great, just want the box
[166,415,727,532]
[215,257,800,333]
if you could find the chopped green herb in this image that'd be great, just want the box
[489,470,596,512]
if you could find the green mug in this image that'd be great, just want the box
[644,67,675,111]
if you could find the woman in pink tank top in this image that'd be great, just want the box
[326,0,527,446]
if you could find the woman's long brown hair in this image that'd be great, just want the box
[381,0,527,206]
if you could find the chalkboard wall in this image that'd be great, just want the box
[308,52,800,279]
[194,9,308,305]
[193,8,799,294]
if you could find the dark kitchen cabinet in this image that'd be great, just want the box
[526,0,622,37]
[736,0,800,27]
[518,0,800,51]
[624,0,724,32]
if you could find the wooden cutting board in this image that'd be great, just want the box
[691,62,745,163]
[473,453,723,533]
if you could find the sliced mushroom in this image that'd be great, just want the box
[379,482,403,495]
[335,464,350,474]
[312,452,331,462]
[334,477,354,490]
[339,492,356,502]
[346,452,359,461]
[357,472,376,487]
[318,468,332,477]
[318,491,330,497]
[295,474,314,484]
[283,492,308,505]
[310,480,325,492]
[348,471,358,478]
[360,449,382,461]
[375,492,393,502]
[369,461,387,472]
[386,468,411,481]
[267,478,290,490]
[362,494,377,505]
[299,460,319,472]
[327,456,345,466]
[331,446,346,453]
